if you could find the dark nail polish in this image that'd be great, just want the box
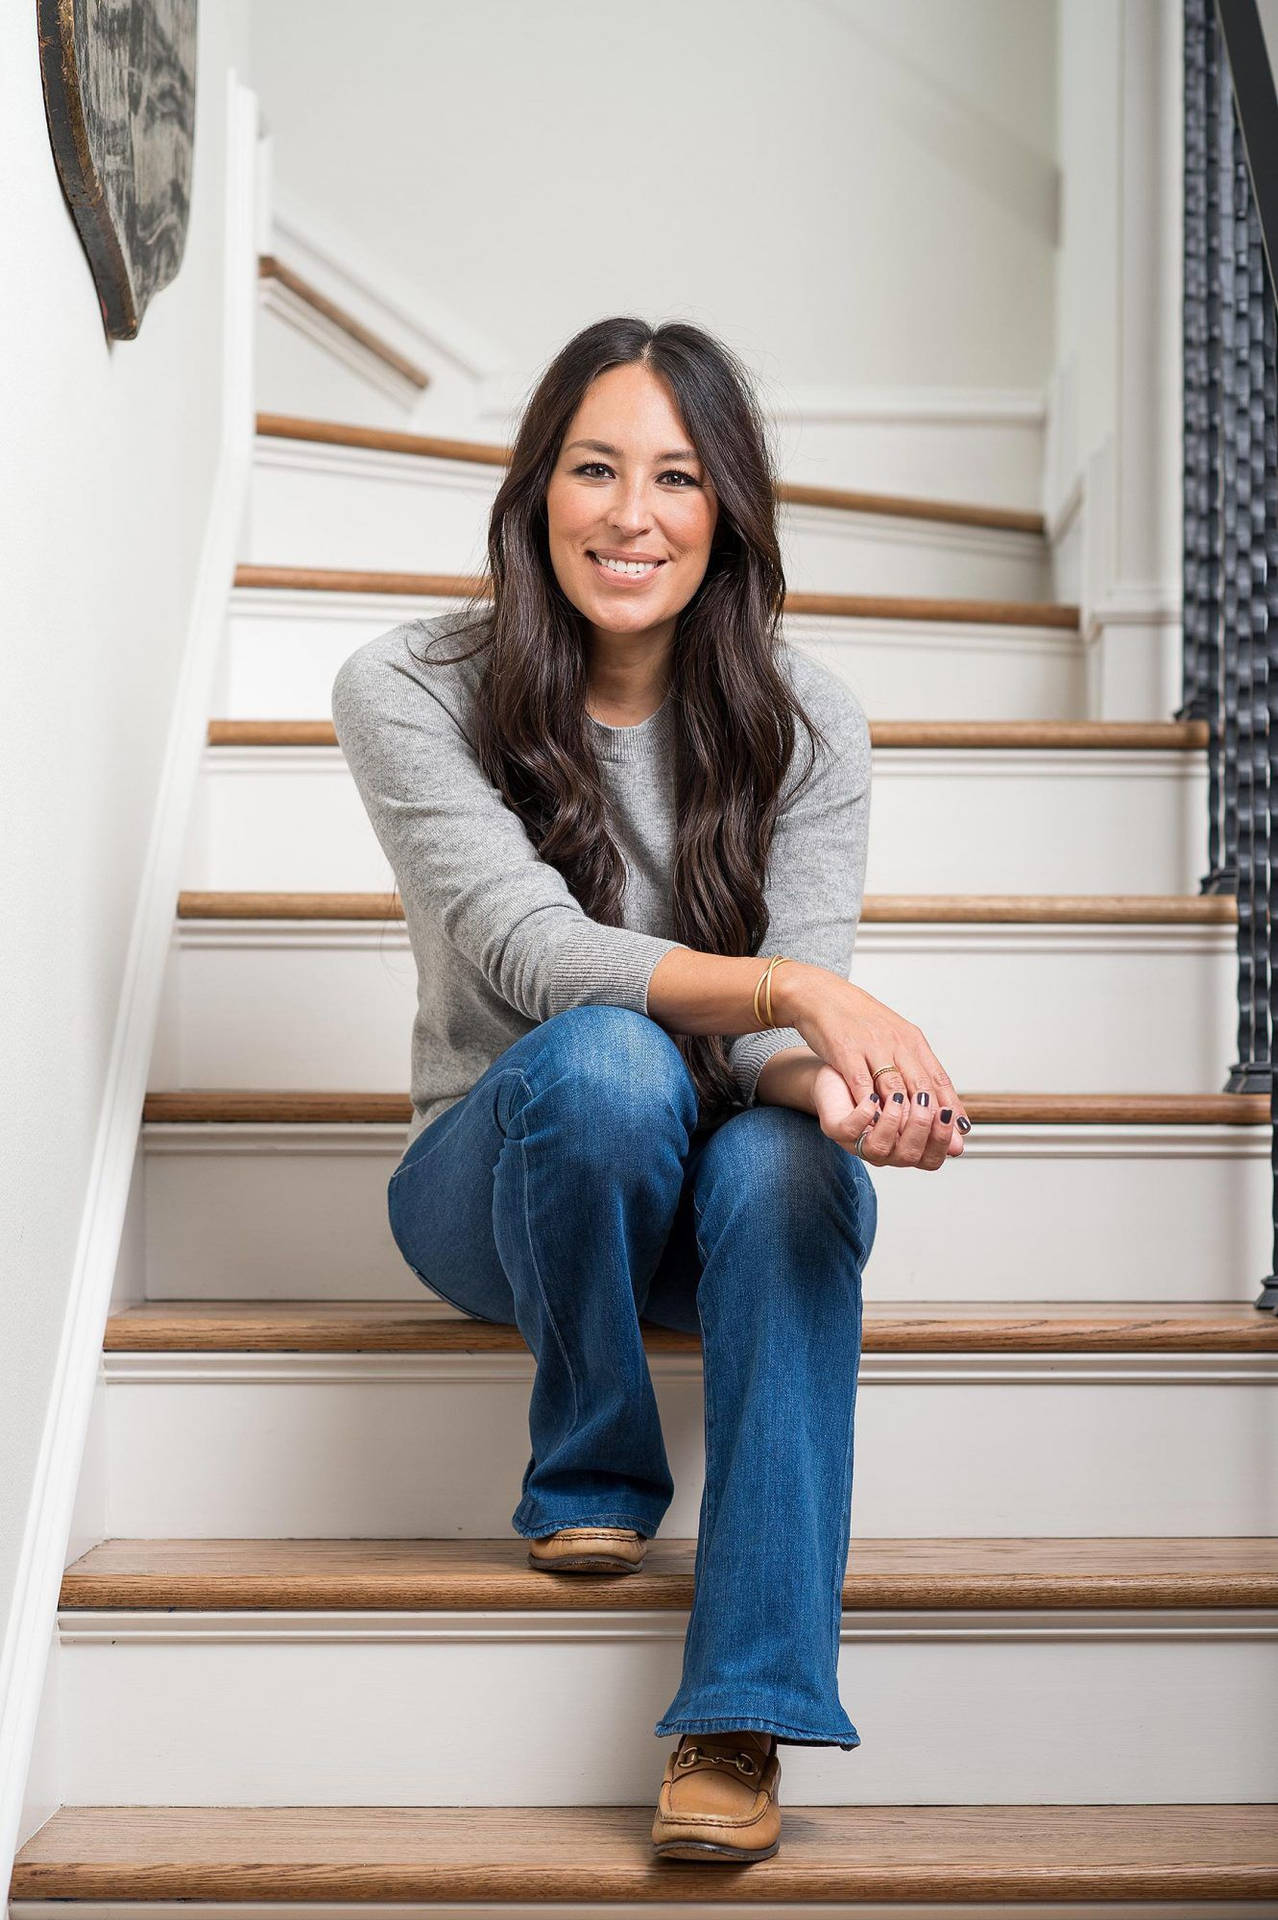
[892,1090,905,1104]
[916,1090,930,1107]
[956,1116,972,1133]
[870,1092,881,1106]
[940,1107,953,1123]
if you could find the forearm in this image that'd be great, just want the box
[645,945,826,1039]
[753,1045,822,1113]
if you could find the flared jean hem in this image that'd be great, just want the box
[653,1711,861,1751]
[512,1506,662,1540]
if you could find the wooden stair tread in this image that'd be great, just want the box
[14,1802,1277,1901]
[206,715,1211,749]
[255,410,1047,536]
[257,263,430,391]
[104,1298,1278,1353]
[233,562,1079,629]
[139,1090,1272,1125]
[59,1534,1278,1612]
[175,888,1238,925]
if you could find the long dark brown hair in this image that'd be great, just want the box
[414,314,829,1123]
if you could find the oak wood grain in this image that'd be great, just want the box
[14,1802,1277,1902]
[206,715,1211,750]
[175,888,1238,925]
[59,1534,1278,1612]
[103,1297,1278,1354]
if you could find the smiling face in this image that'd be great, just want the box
[544,361,719,656]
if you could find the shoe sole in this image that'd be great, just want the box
[526,1553,645,1573]
[652,1837,780,1862]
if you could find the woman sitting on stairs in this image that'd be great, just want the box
[331,314,969,1864]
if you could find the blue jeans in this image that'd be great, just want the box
[386,1005,877,1750]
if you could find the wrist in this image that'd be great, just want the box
[765,957,821,1028]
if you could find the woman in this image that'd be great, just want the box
[331,315,968,1864]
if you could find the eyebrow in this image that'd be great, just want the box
[565,438,700,463]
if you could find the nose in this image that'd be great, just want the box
[604,473,653,536]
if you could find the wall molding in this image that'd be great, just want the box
[0,72,261,1886]
[100,1350,1278,1389]
[55,1605,1278,1647]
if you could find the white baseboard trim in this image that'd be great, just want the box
[0,72,261,1889]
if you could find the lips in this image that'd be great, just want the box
[587,550,666,583]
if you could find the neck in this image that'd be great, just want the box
[584,620,675,721]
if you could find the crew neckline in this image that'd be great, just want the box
[586,688,674,763]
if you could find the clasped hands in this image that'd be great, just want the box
[779,969,970,1172]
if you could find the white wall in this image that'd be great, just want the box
[1049,0,1182,716]
[245,0,1058,495]
[0,0,252,1836]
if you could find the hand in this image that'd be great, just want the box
[776,966,970,1170]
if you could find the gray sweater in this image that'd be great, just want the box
[331,615,872,1154]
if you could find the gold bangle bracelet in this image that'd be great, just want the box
[753,954,792,1030]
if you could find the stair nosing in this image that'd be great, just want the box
[14,1801,1278,1902]
[58,1532,1278,1614]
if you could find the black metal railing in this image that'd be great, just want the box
[1181,0,1278,1310]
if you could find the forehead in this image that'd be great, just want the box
[567,363,700,457]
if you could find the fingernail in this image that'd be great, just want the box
[940,1107,952,1123]
[916,1090,930,1107]
[892,1091,905,1104]
[870,1093,881,1106]
[956,1116,972,1134]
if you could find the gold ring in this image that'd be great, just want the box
[870,1063,899,1082]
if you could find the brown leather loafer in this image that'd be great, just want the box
[651,1729,781,1861]
[525,1526,647,1573]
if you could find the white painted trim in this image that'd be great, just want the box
[203,744,1200,781]
[170,917,1236,962]
[477,370,1049,433]
[0,73,261,1891]
[138,1119,1271,1160]
[101,1351,1278,1388]
[55,1607,1278,1646]
[252,435,501,494]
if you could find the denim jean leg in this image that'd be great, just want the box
[495,1006,700,1541]
[652,1105,877,1749]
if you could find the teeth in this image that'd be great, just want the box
[594,553,660,576]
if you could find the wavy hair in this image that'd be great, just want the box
[414,314,829,1123]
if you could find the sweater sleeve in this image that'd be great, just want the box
[331,626,686,1024]
[726,667,873,1108]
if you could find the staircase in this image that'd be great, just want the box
[11,315,1278,1907]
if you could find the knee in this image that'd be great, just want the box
[516,1005,699,1146]
[700,1106,878,1272]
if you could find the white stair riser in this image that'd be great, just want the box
[224,596,1084,724]
[246,442,1053,602]
[185,750,1209,895]
[140,1122,1274,1305]
[101,1355,1278,1538]
[154,924,1240,1094]
[55,1615,1278,1805]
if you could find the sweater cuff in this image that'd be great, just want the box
[544,929,686,1022]
[727,1026,811,1107]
